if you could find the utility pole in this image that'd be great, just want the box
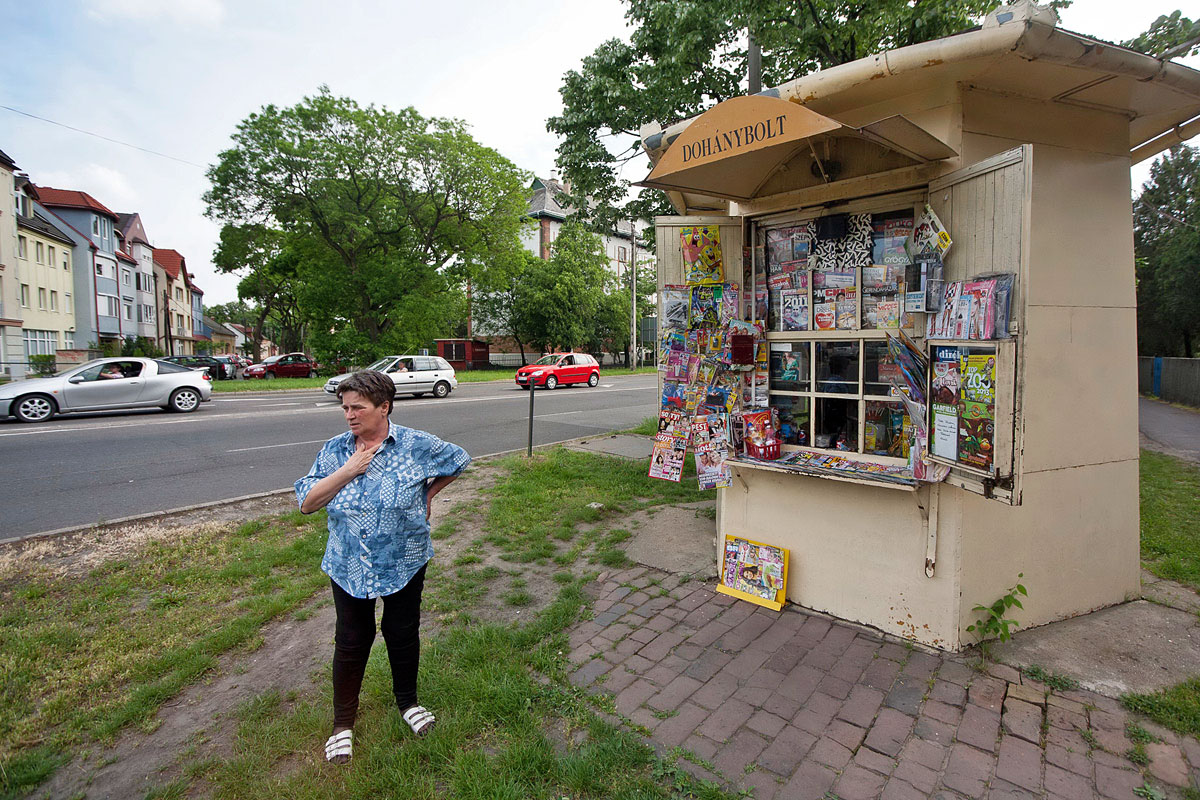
[748,31,762,94]
[629,218,637,371]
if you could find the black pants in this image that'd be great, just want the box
[330,564,427,728]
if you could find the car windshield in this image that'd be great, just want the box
[533,355,560,365]
[365,357,398,371]
[262,356,282,364]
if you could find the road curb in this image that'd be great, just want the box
[3,487,298,546]
[4,431,654,547]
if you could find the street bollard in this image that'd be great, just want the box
[526,374,537,457]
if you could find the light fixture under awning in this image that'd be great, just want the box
[637,95,956,201]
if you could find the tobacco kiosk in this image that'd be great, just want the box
[639,7,1200,649]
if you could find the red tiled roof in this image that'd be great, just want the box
[152,248,185,280]
[34,186,118,219]
[116,249,136,264]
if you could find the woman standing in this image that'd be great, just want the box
[295,370,470,765]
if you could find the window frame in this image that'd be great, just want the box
[752,192,926,467]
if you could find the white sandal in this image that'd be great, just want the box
[324,729,352,764]
[402,705,436,737]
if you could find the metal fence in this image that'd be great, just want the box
[1139,356,1200,407]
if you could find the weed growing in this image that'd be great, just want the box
[1122,676,1200,737]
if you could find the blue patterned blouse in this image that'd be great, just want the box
[295,422,471,599]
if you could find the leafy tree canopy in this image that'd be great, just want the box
[1122,10,1200,58]
[549,0,1070,230]
[204,87,530,364]
[1134,144,1200,357]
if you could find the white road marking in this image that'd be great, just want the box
[261,402,302,407]
[0,382,658,439]
[227,438,330,453]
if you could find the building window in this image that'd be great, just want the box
[48,246,55,266]
[20,284,30,307]
[50,291,58,311]
[62,251,70,271]
[36,242,44,263]
[18,236,27,259]
[95,261,103,277]
[92,217,100,235]
[123,302,133,321]
[99,293,119,318]
[65,293,72,313]
[175,287,183,302]
[63,331,74,349]
[618,246,628,263]
[38,288,46,309]
[122,270,131,286]
[22,329,57,357]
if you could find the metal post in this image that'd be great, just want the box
[630,218,637,371]
[526,377,536,456]
[748,31,762,95]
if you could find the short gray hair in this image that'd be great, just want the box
[336,369,396,414]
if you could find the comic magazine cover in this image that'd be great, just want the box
[722,538,785,601]
[649,440,685,482]
[957,352,996,469]
[961,279,997,340]
[875,300,899,329]
[661,285,690,331]
[661,381,686,410]
[690,285,722,328]
[681,226,724,285]
[721,284,739,324]
[906,205,953,259]
[836,296,858,330]
[662,349,689,382]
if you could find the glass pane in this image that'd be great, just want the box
[863,340,900,396]
[767,271,809,332]
[865,400,909,458]
[770,394,810,446]
[814,397,857,451]
[815,341,859,394]
[813,269,857,330]
[768,342,810,392]
[861,265,903,330]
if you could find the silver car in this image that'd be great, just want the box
[0,357,213,423]
[324,355,458,399]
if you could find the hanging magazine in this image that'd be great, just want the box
[649,440,685,482]
[681,225,724,285]
[907,205,952,259]
[689,285,722,328]
[661,285,690,331]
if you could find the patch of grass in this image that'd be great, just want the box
[1122,676,1200,737]
[1023,664,1079,692]
[210,377,328,392]
[1125,721,1158,744]
[627,416,660,436]
[0,511,331,799]
[1078,726,1100,749]
[482,448,704,564]
[1139,449,1200,591]
[430,519,459,540]
[1126,744,1150,766]
[190,581,743,800]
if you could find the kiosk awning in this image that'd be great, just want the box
[637,95,956,202]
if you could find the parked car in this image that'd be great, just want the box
[236,355,253,369]
[161,354,231,380]
[324,355,458,399]
[515,353,601,390]
[212,355,239,379]
[244,352,320,379]
[0,357,212,423]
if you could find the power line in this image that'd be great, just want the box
[1,104,206,169]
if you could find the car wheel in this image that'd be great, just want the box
[545,375,558,390]
[168,388,201,413]
[588,372,600,387]
[13,394,56,423]
[266,372,275,380]
[307,370,316,378]
[433,381,451,399]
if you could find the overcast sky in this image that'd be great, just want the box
[2,0,1197,304]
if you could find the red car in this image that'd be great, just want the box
[515,353,600,390]
[244,352,320,379]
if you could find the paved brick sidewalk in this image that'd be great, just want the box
[568,567,1200,799]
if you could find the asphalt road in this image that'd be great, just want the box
[1139,396,1200,465]
[0,374,659,541]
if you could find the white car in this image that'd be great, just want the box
[324,355,458,399]
[0,357,213,423]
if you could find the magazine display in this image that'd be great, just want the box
[680,225,723,284]
[958,352,996,470]
[720,537,787,605]
[925,274,1015,341]
[661,285,690,331]
[906,205,952,259]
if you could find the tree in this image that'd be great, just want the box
[205,300,257,329]
[1123,10,1200,58]
[205,87,530,365]
[549,0,1070,233]
[1133,145,1200,357]
[512,223,615,354]
[473,250,543,364]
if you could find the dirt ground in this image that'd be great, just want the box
[14,455,716,800]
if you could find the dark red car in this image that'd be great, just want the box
[515,353,600,390]
[244,352,320,379]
